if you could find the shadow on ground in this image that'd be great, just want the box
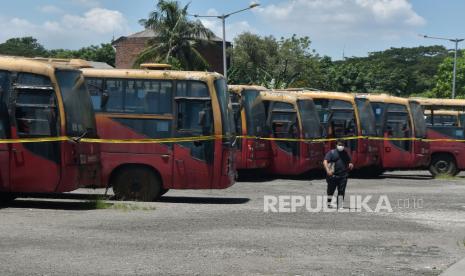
[158,196,250,205]
[1,199,112,211]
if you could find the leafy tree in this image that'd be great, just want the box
[430,50,465,98]
[135,0,214,70]
[229,33,321,89]
[0,37,48,57]
[324,46,449,96]
[48,43,116,67]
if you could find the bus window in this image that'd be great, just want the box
[0,71,10,138]
[409,102,427,138]
[14,73,60,163]
[385,104,411,151]
[104,79,124,112]
[297,99,321,139]
[125,80,173,114]
[355,98,377,136]
[269,102,299,155]
[214,79,234,139]
[175,80,213,163]
[56,70,96,137]
[86,78,104,110]
[243,90,267,137]
[229,93,242,147]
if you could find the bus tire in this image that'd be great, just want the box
[112,167,162,202]
[0,193,16,205]
[429,154,458,177]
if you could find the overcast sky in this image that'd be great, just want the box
[1,0,464,59]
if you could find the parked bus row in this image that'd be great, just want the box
[228,86,435,178]
[0,57,235,203]
[1,56,464,204]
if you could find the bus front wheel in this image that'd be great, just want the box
[113,167,162,202]
[429,154,458,177]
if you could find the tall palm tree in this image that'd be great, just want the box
[135,0,214,70]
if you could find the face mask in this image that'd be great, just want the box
[337,145,344,152]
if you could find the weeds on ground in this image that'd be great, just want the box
[85,196,155,211]
[434,174,464,181]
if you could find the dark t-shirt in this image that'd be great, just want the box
[324,149,352,176]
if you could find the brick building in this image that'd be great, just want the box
[112,29,230,73]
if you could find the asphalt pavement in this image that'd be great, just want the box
[1,171,465,275]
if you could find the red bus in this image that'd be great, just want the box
[0,56,100,202]
[260,91,324,175]
[300,92,380,173]
[228,85,271,171]
[414,98,465,176]
[83,68,235,201]
[365,94,430,172]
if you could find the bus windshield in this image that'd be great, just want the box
[355,98,377,136]
[314,99,356,137]
[55,70,96,137]
[270,102,298,138]
[409,101,427,138]
[214,79,234,139]
[297,100,321,139]
[243,89,268,137]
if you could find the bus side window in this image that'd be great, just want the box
[86,78,104,111]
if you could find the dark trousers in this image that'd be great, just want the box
[326,175,348,204]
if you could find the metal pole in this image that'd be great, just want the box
[452,40,458,99]
[222,16,227,81]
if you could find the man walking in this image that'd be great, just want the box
[323,139,354,209]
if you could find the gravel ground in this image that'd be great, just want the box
[1,171,465,275]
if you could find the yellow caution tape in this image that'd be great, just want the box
[0,135,464,144]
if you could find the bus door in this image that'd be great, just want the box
[9,73,61,193]
[409,101,429,167]
[229,93,243,167]
[173,81,214,189]
[382,104,412,169]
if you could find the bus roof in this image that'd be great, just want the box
[424,109,464,115]
[260,90,298,105]
[411,97,465,110]
[288,90,356,102]
[81,68,223,82]
[0,55,78,75]
[357,93,410,105]
[228,85,267,95]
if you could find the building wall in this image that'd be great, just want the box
[113,37,148,69]
[114,37,229,74]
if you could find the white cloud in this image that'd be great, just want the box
[0,8,129,50]
[255,0,426,40]
[62,8,127,34]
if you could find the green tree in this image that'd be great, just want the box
[48,43,116,67]
[135,0,214,70]
[0,37,48,57]
[430,50,465,98]
[229,33,321,89]
[324,46,448,96]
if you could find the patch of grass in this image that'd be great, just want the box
[111,203,155,212]
[434,174,464,181]
[84,195,156,211]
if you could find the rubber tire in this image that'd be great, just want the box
[0,193,16,206]
[112,167,162,202]
[429,155,458,177]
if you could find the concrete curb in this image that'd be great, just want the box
[441,257,465,276]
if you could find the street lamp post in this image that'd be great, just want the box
[421,34,464,99]
[192,3,260,81]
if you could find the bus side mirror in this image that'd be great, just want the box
[101,90,109,109]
